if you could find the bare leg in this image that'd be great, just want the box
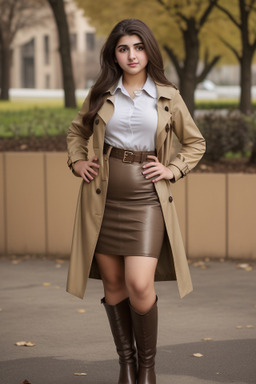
[95,252,128,305]
[125,256,158,314]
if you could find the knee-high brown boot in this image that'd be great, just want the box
[102,297,137,384]
[130,298,158,384]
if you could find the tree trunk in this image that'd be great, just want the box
[179,75,197,117]
[179,20,199,117]
[0,40,11,100]
[47,0,76,108]
[239,0,253,115]
[239,53,252,114]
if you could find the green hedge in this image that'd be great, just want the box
[0,107,78,138]
[1,102,256,163]
[196,111,256,163]
[195,100,256,110]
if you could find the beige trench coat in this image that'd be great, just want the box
[66,83,206,299]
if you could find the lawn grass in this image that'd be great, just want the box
[0,100,84,138]
[0,98,84,110]
[1,98,256,139]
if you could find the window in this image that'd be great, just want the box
[45,74,50,89]
[21,39,35,88]
[70,33,77,50]
[86,33,95,51]
[44,35,50,65]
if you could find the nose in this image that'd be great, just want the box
[128,48,136,61]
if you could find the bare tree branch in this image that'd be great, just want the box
[199,0,219,28]
[215,2,241,29]
[197,52,221,84]
[163,44,183,78]
[219,35,241,62]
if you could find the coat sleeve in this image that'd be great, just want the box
[67,90,93,172]
[167,90,206,182]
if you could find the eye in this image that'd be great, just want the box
[119,47,127,53]
[136,45,144,51]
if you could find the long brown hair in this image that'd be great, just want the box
[83,19,174,128]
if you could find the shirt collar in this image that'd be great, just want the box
[110,75,157,99]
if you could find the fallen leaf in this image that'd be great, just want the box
[236,325,243,329]
[254,304,256,309]
[237,263,252,271]
[25,342,36,347]
[77,309,86,313]
[202,337,212,341]
[246,325,254,328]
[56,259,65,264]
[204,257,210,262]
[15,341,27,346]
[193,353,203,358]
[12,259,21,265]
[55,285,61,290]
[43,282,51,287]
[237,263,249,269]
[193,261,207,269]
[15,341,36,347]
[73,373,87,376]
[19,380,32,384]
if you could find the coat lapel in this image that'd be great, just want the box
[155,84,173,155]
[97,93,115,124]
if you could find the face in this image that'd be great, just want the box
[115,34,148,77]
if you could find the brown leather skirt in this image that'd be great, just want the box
[95,155,165,258]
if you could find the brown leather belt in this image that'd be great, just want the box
[104,143,155,164]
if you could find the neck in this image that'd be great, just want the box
[123,72,147,89]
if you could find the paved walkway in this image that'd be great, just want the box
[0,256,255,384]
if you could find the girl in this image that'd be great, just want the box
[66,19,205,384]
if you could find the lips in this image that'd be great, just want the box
[128,63,138,67]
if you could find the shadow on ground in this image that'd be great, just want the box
[0,339,255,384]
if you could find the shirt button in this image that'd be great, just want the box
[169,196,173,203]
[165,124,170,132]
[95,119,100,125]
[165,106,169,111]
[96,188,101,194]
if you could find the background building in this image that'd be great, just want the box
[10,0,103,90]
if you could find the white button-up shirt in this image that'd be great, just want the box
[104,76,158,151]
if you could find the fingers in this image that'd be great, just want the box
[146,155,159,162]
[142,159,173,182]
[73,158,100,183]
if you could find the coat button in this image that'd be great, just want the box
[95,119,100,125]
[169,196,173,203]
[96,188,101,194]
[165,106,169,111]
[165,124,170,132]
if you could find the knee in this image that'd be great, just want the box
[126,277,153,299]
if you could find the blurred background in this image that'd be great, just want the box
[0,0,256,259]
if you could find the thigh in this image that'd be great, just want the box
[95,253,125,284]
[124,256,158,291]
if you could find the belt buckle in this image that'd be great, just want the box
[123,150,134,163]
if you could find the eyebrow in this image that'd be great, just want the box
[116,42,144,49]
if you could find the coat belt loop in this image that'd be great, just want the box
[104,143,113,160]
